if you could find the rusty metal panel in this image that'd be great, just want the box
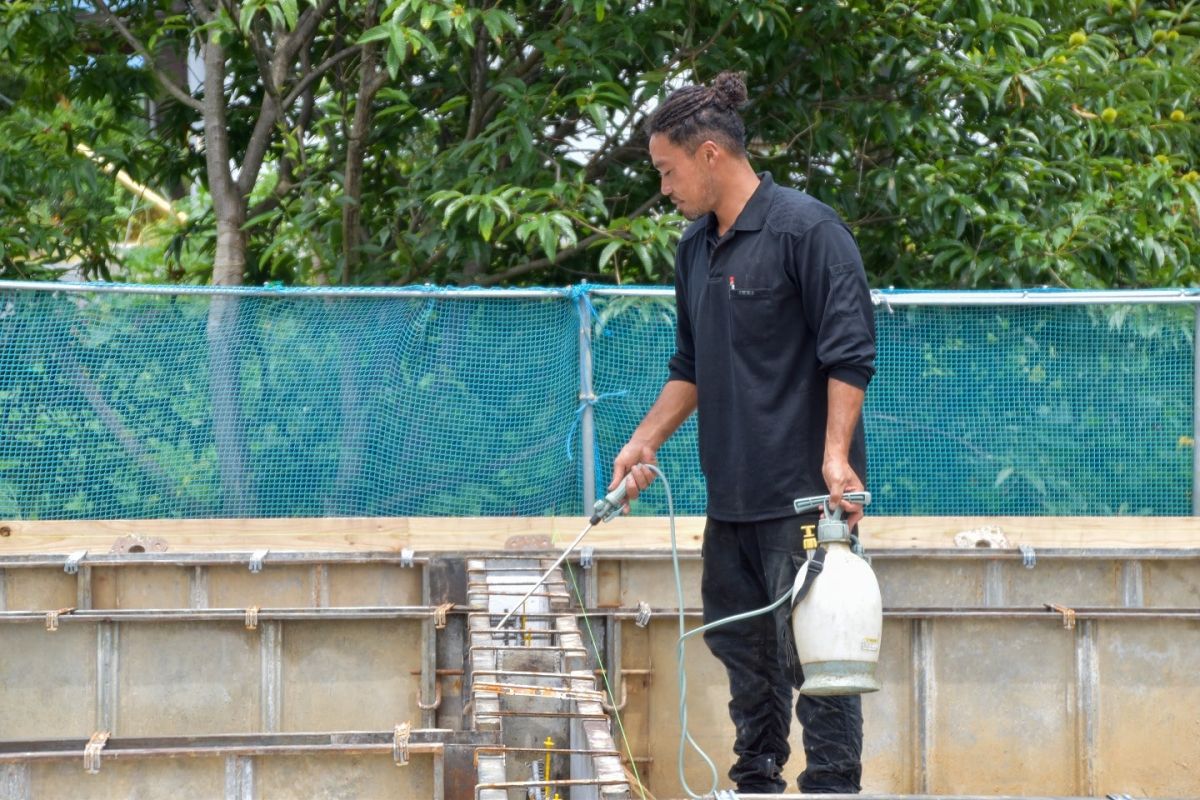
[1002,560,1119,608]
[0,624,95,739]
[325,564,422,607]
[874,560,985,608]
[255,753,435,799]
[928,619,1076,794]
[613,621,652,784]
[279,620,422,732]
[3,569,75,611]
[1143,559,1200,608]
[206,566,314,608]
[618,560,702,610]
[861,618,913,792]
[91,566,189,610]
[29,756,224,798]
[1096,619,1200,795]
[117,622,259,736]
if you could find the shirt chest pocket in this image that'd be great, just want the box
[727,284,783,346]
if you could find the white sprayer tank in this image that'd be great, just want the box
[790,515,883,696]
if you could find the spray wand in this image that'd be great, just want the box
[494,480,630,631]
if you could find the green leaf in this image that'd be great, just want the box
[597,239,622,270]
[281,0,299,29]
[1016,73,1042,104]
[358,25,392,44]
[238,2,257,34]
[479,206,496,241]
[536,218,557,261]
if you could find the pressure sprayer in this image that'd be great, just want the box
[493,465,881,800]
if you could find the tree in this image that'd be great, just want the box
[0,0,1198,289]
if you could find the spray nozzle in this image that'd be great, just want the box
[590,480,629,525]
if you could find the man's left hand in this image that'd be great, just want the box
[823,458,866,529]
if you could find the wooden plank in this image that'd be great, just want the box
[1,516,1198,555]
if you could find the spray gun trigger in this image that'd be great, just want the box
[590,480,629,525]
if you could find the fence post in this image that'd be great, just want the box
[1194,307,1199,515]
[576,287,597,513]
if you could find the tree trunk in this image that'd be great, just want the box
[333,19,386,507]
[202,31,256,515]
[341,10,385,285]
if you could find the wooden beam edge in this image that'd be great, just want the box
[0,516,1198,555]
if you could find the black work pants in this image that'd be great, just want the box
[700,515,863,794]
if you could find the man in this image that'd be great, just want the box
[609,72,876,794]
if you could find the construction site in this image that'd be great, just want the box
[1,282,1198,799]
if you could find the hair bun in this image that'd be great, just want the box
[710,72,747,110]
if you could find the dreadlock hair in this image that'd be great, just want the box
[646,71,748,156]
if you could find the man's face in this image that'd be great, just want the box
[649,133,715,221]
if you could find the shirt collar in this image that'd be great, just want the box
[703,171,776,239]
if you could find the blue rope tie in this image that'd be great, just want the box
[565,390,629,462]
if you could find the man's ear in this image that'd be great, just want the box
[700,140,719,165]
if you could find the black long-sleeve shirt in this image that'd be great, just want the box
[667,173,876,521]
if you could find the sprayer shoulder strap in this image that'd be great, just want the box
[792,546,828,608]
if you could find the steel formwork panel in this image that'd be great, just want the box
[28,757,226,799]
[1096,619,1200,795]
[2,546,1199,798]
[279,619,422,732]
[254,752,435,799]
[0,625,97,739]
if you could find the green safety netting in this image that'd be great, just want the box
[0,283,1193,519]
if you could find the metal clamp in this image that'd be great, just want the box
[580,545,594,570]
[84,730,110,774]
[249,549,269,574]
[1020,544,1036,569]
[65,550,87,575]
[400,548,415,569]
[46,607,75,632]
[1046,603,1076,630]
[634,601,652,628]
[433,602,454,630]
[393,722,411,766]
[244,606,260,631]
[714,789,741,800]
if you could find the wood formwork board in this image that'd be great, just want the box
[3,516,1200,555]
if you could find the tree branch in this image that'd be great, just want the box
[279,0,338,65]
[201,30,240,226]
[281,43,361,108]
[236,93,281,197]
[248,19,282,101]
[465,22,489,140]
[93,0,203,111]
[474,231,608,286]
[476,49,543,135]
[237,38,356,198]
[188,0,215,24]
[475,194,663,286]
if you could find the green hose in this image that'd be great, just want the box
[640,463,792,800]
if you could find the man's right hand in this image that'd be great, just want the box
[610,439,658,506]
